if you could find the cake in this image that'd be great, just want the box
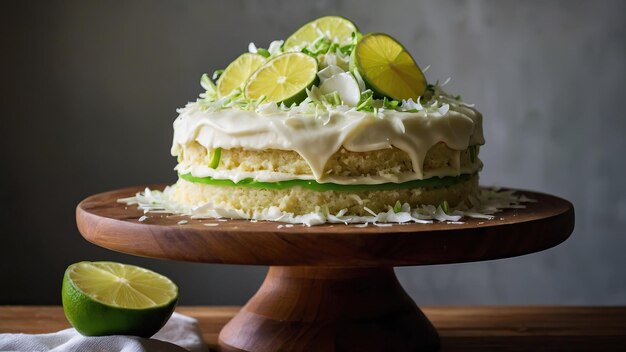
[124,16,509,226]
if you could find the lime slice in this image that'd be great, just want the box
[283,16,358,52]
[244,52,318,105]
[217,53,266,97]
[354,33,427,100]
[62,261,178,337]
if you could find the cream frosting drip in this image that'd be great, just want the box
[171,102,484,183]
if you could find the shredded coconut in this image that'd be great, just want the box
[118,187,533,227]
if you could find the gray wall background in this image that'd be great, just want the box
[2,0,625,305]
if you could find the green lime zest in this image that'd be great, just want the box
[383,97,400,109]
[180,173,474,193]
[393,200,402,213]
[440,200,450,214]
[322,91,342,105]
[356,90,374,112]
[200,73,217,100]
[256,48,271,58]
[208,148,221,168]
[302,36,332,56]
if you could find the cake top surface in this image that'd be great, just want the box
[186,16,477,118]
[172,16,484,182]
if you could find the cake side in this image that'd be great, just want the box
[177,143,481,178]
[171,174,478,216]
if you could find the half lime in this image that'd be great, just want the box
[62,261,178,337]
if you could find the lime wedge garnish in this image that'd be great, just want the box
[244,52,318,105]
[217,53,266,97]
[283,16,358,52]
[354,33,427,100]
[62,261,178,337]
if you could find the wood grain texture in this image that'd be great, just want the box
[218,267,439,351]
[75,185,575,266]
[2,306,625,351]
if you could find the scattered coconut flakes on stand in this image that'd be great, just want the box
[118,185,535,227]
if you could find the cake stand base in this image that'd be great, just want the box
[76,186,575,351]
[218,266,439,352]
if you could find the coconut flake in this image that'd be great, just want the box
[438,103,450,116]
[401,97,424,111]
[363,206,378,217]
[267,40,283,56]
[119,185,533,226]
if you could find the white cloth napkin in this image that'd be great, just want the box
[0,312,208,352]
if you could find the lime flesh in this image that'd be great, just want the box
[217,53,266,97]
[62,261,178,337]
[283,16,358,52]
[354,33,426,100]
[244,52,318,105]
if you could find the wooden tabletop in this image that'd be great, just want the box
[1,306,624,351]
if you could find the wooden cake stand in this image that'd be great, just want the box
[76,186,574,352]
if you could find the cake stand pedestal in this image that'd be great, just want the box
[76,186,574,352]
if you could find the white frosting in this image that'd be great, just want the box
[171,102,484,182]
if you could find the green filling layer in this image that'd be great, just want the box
[179,173,474,193]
